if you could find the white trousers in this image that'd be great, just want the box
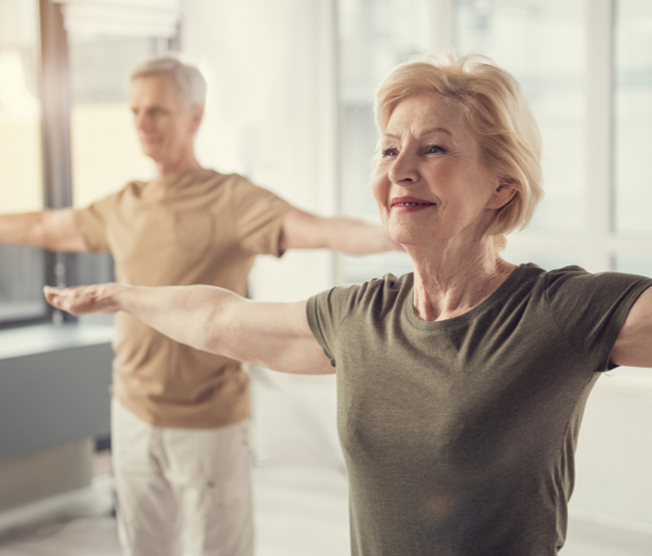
[111,398,254,556]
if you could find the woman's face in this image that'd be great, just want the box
[372,92,513,249]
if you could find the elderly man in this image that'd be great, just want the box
[0,56,395,556]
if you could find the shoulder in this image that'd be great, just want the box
[217,172,292,209]
[509,263,652,311]
[531,264,652,340]
[310,273,413,318]
[306,274,412,354]
[541,264,652,299]
[74,181,139,218]
[219,172,278,195]
[171,169,253,194]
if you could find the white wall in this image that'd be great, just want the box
[569,369,652,534]
[181,0,343,468]
[182,0,338,301]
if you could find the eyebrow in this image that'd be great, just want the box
[382,126,452,139]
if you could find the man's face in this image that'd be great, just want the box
[129,73,200,163]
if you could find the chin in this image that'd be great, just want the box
[386,224,425,246]
[141,146,164,161]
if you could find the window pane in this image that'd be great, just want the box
[68,34,165,208]
[0,0,46,323]
[0,245,44,322]
[614,0,652,234]
[67,33,169,300]
[337,0,431,281]
[67,33,167,320]
[455,0,587,234]
[613,256,652,277]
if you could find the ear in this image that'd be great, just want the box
[189,105,204,134]
[486,177,518,210]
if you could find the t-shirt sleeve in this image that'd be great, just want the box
[306,283,366,367]
[229,176,293,257]
[73,193,119,253]
[545,267,652,372]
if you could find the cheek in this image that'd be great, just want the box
[371,167,389,206]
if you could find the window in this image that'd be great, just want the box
[69,35,164,209]
[0,0,46,325]
[68,33,169,291]
[614,0,652,236]
[0,0,179,328]
[336,0,652,280]
[64,2,176,289]
[613,0,652,276]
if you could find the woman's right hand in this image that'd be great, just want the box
[44,282,334,376]
[44,283,124,315]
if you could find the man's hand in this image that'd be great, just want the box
[279,208,403,254]
[44,283,124,316]
[0,209,88,251]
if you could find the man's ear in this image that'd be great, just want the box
[189,105,204,134]
[487,177,518,209]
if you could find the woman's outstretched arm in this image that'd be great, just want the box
[44,283,334,375]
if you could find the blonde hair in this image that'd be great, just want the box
[375,52,543,249]
[131,55,207,110]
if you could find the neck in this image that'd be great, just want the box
[407,235,515,322]
[154,149,202,179]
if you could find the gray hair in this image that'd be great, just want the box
[131,55,207,109]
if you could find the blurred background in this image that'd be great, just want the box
[0,0,651,554]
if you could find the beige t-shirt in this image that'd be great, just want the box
[74,168,293,428]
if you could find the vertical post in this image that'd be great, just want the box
[429,0,455,52]
[332,0,344,285]
[585,0,614,272]
[324,0,342,286]
[39,0,76,322]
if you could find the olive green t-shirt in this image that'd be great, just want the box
[74,168,292,428]
[307,264,652,556]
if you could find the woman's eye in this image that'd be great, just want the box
[426,145,445,154]
[382,148,398,158]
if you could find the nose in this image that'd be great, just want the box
[133,111,151,133]
[388,151,419,185]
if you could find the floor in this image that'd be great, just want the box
[0,456,649,556]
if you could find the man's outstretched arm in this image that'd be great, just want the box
[0,209,88,252]
[279,207,400,254]
[44,283,334,376]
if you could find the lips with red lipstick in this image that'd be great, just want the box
[390,196,436,212]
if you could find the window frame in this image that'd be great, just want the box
[1,0,179,330]
[0,0,65,330]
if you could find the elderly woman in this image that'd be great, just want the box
[46,53,652,556]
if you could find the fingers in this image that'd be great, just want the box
[43,285,90,316]
[44,283,121,316]
[43,285,64,309]
[44,285,74,315]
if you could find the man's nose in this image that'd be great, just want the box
[134,112,151,131]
